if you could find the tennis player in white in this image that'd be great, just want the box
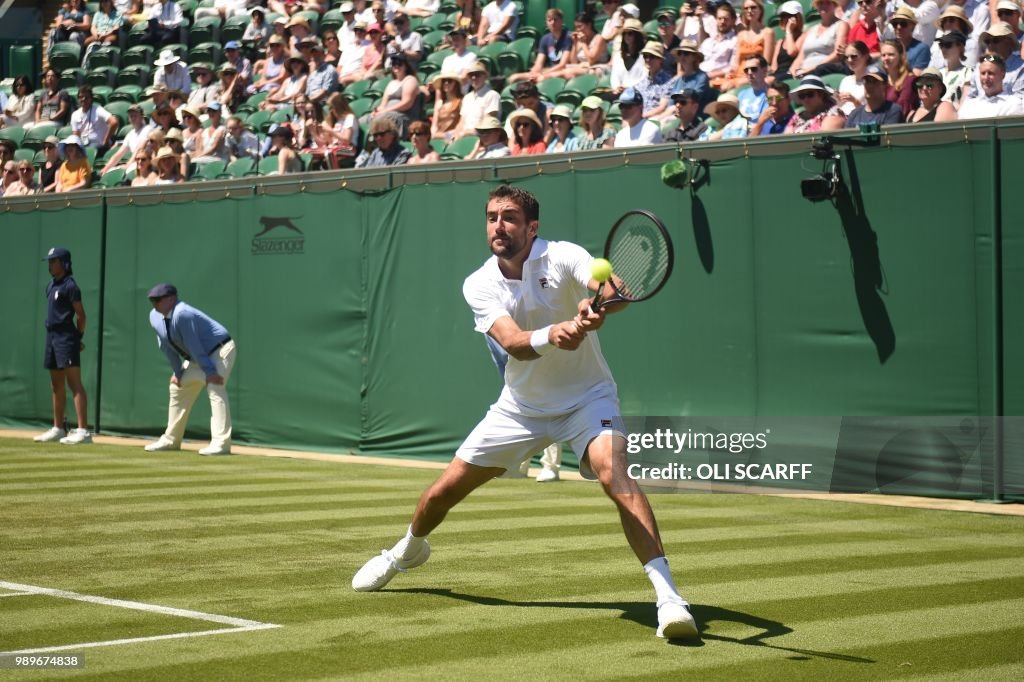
[352,185,697,640]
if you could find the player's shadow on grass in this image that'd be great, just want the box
[391,589,872,664]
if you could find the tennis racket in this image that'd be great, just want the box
[591,209,674,311]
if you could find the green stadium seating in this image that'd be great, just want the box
[349,97,375,118]
[551,0,581,26]
[189,16,221,47]
[86,46,120,70]
[221,14,250,42]
[86,66,118,88]
[23,124,59,151]
[245,90,269,108]
[295,10,320,34]
[49,42,82,74]
[320,9,346,33]
[364,76,393,100]
[7,44,37,79]
[116,65,151,88]
[14,148,35,163]
[127,21,151,46]
[344,79,372,99]
[103,101,132,126]
[188,42,222,66]
[422,30,448,52]
[442,134,478,159]
[255,155,281,174]
[222,157,256,178]
[98,167,126,187]
[122,45,154,67]
[536,76,566,103]
[557,73,598,108]
[244,109,271,131]
[109,84,143,103]
[423,13,449,31]
[498,37,534,75]
[195,160,227,180]
[60,68,85,89]
[92,85,113,103]
[521,0,547,36]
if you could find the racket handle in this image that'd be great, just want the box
[590,284,606,312]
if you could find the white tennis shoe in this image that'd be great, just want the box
[535,467,560,482]
[34,427,66,443]
[657,601,698,640]
[59,429,93,445]
[352,541,431,592]
[144,437,179,452]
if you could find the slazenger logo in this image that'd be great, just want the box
[251,216,305,256]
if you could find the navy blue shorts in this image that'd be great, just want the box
[44,330,81,370]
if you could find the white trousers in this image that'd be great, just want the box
[163,340,236,448]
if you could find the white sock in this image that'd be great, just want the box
[391,525,426,562]
[644,556,687,608]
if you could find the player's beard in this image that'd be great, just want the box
[490,230,530,260]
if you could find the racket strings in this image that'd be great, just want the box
[608,221,670,299]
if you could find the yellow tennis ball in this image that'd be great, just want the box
[591,258,613,282]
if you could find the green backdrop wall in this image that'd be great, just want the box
[1,123,1021,498]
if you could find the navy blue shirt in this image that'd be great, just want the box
[45,275,81,331]
[538,31,571,68]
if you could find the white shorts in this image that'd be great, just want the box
[455,392,624,480]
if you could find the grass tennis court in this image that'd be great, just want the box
[2,436,1022,680]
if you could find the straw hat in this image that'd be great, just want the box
[703,93,742,118]
[155,146,178,162]
[935,5,973,34]
[508,108,543,130]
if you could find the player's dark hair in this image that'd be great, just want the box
[488,185,540,222]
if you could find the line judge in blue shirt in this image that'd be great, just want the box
[144,283,237,456]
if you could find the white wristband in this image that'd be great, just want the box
[530,325,555,356]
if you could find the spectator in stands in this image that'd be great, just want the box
[124,0,148,26]
[338,23,370,85]
[272,16,289,42]
[664,41,711,116]
[508,108,547,155]
[131,148,158,186]
[179,106,203,155]
[844,63,904,126]
[930,6,977,70]
[404,0,439,18]
[697,92,747,140]
[454,62,499,139]
[265,52,309,109]
[889,7,931,74]
[407,120,441,164]
[749,81,795,135]
[366,0,394,27]
[286,15,312,51]
[675,0,715,46]
[293,95,321,149]
[967,23,1024,99]
[194,0,247,22]
[70,86,118,154]
[610,19,647,94]
[389,13,426,68]
[507,81,550,141]
[322,30,343,65]
[847,0,882,60]
[370,53,421,138]
[785,75,846,133]
[938,31,973,105]
[791,0,848,78]
[0,161,18,197]
[6,160,41,196]
[150,102,177,132]
[225,116,261,162]
[50,0,92,51]
[509,9,572,83]
[453,0,482,37]
[187,63,221,114]
[575,96,615,150]
[907,68,958,122]
[310,92,359,167]
[163,127,191,177]
[477,0,519,46]
[224,42,253,86]
[880,39,919,116]
[56,135,92,192]
[441,29,478,78]
[153,50,192,95]
[356,116,412,167]
[545,105,578,152]
[192,102,230,164]
[469,115,510,158]
[217,62,247,113]
[352,23,388,83]
[431,71,464,142]
[83,0,122,65]
[250,37,288,95]
[737,54,770,122]
[100,104,153,175]
[994,0,1022,44]
[266,125,303,174]
[768,1,806,84]
[702,4,738,89]
[905,0,942,46]
[33,69,73,128]
[661,87,707,141]
[837,40,870,114]
[0,140,12,176]
[634,42,674,119]
[40,137,62,193]
[243,7,272,48]
[2,76,36,129]
[719,0,774,90]
[653,12,681,79]
[145,0,184,47]
[154,145,183,183]
[549,11,608,80]
[613,87,663,147]
[959,53,1024,117]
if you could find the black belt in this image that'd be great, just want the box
[209,337,231,354]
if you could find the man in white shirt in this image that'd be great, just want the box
[456,61,500,136]
[153,50,192,95]
[478,0,520,46]
[959,53,1024,118]
[145,0,184,46]
[613,87,663,147]
[337,2,358,50]
[403,0,439,17]
[470,115,510,158]
[699,4,736,85]
[388,13,425,68]
[70,86,119,154]
[441,29,478,78]
[902,0,941,45]
[351,185,699,643]
[99,104,154,174]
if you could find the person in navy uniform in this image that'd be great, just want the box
[143,283,237,456]
[34,247,93,445]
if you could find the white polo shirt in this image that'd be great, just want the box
[463,238,616,417]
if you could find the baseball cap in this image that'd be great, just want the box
[670,87,699,102]
[224,40,242,50]
[621,3,640,17]
[147,283,178,299]
[616,87,643,106]
[207,101,222,111]
[580,95,604,110]
[778,0,803,16]
[43,247,71,262]
[996,0,1021,12]
[863,63,888,83]
[339,1,354,11]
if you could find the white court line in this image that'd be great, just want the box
[0,592,34,598]
[0,581,280,654]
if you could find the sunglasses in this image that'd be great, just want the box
[4,168,17,174]
[982,54,1006,66]
[796,91,817,99]
[916,81,938,90]
[674,99,693,105]
[891,20,910,28]
[767,95,784,102]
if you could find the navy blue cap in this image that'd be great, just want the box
[616,87,643,106]
[670,87,699,102]
[147,283,178,299]
[43,246,71,261]
[864,63,888,83]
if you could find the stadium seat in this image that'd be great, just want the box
[422,30,448,53]
[822,73,846,90]
[222,157,256,178]
[139,99,156,116]
[295,10,320,34]
[221,14,250,42]
[254,155,281,174]
[478,40,507,64]
[49,42,82,74]
[127,21,150,46]
[244,109,271,131]
[245,91,269,108]
[86,66,118,88]
[423,13,449,31]
[116,65,151,88]
[536,77,565,104]
[364,76,393,100]
[86,46,121,70]
[23,124,60,151]
[438,0,459,14]
[189,16,222,47]
[349,97,375,118]
[98,168,126,187]
[14,148,35,163]
[122,45,154,67]
[104,100,132,126]
[344,79,371,99]
[92,85,113,103]
[269,108,292,127]
[320,9,346,33]
[60,68,86,89]
[163,43,190,60]
[189,41,222,66]
[0,126,27,149]
[521,0,548,37]
[442,134,478,159]
[498,37,534,76]
[195,160,227,180]
[654,5,679,20]
[557,73,598,108]
[109,84,143,103]
[550,0,580,27]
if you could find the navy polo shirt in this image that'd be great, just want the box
[46,275,81,331]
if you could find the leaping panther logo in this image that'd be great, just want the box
[252,216,305,255]
[254,216,305,238]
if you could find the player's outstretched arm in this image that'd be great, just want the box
[489,315,587,361]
